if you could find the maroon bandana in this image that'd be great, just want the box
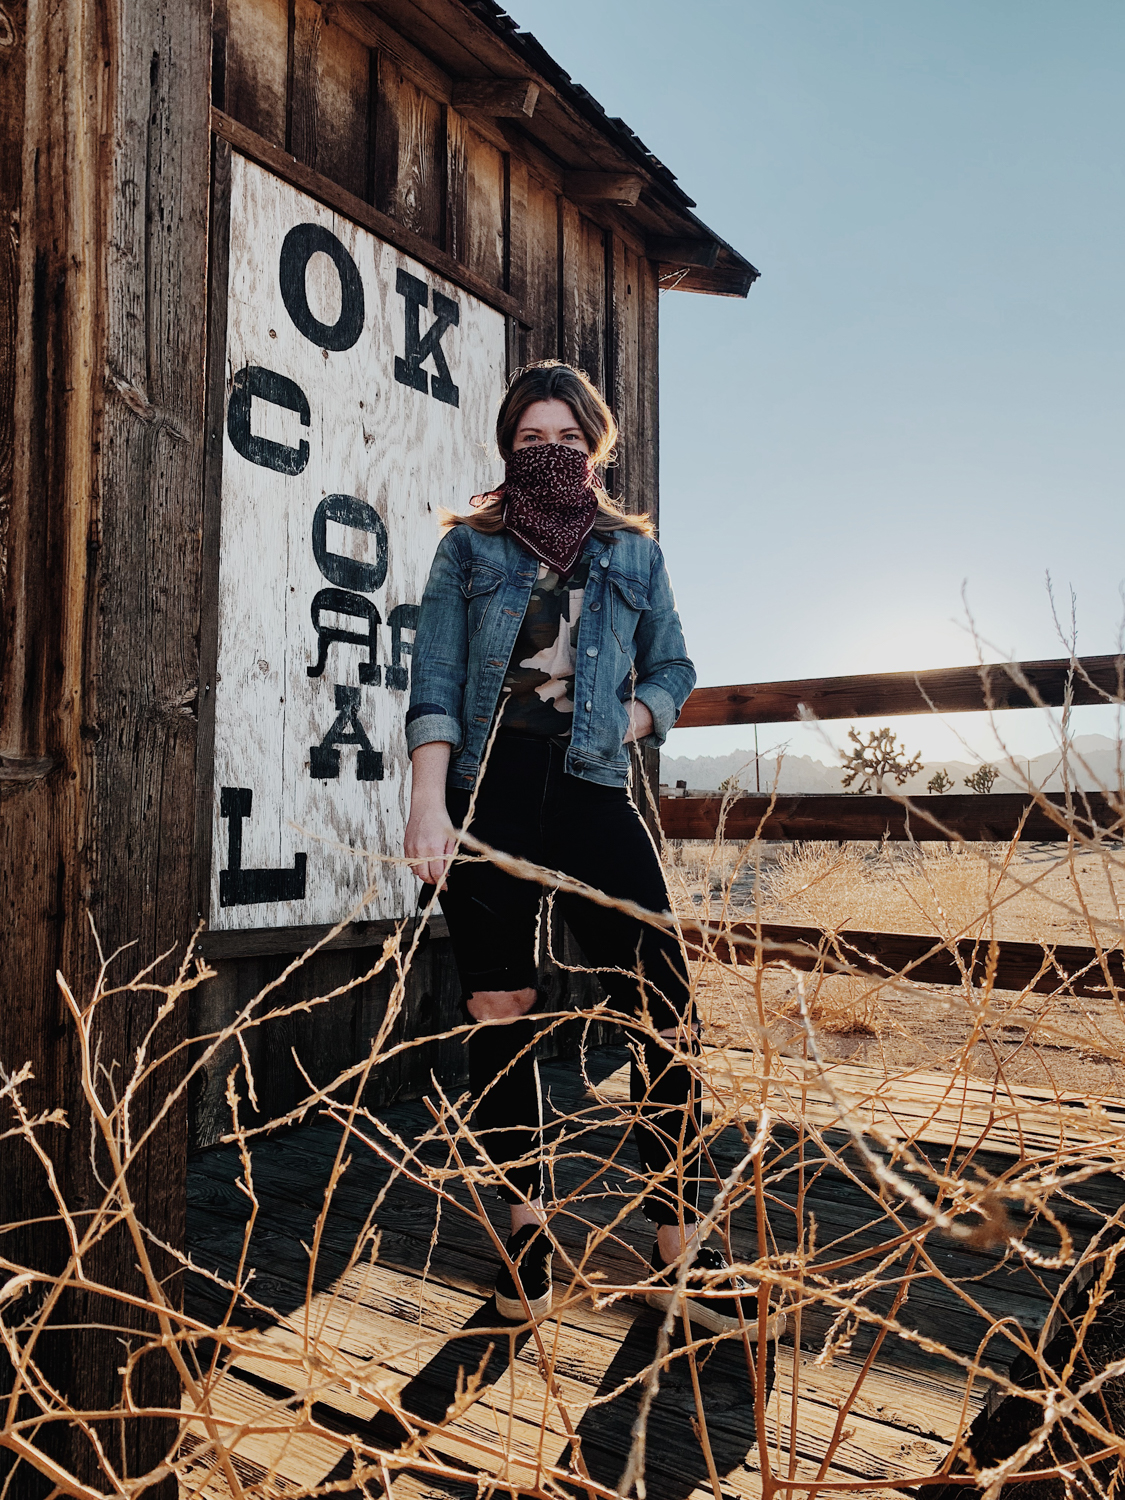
[472,443,598,574]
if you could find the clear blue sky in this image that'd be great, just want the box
[504,0,1125,769]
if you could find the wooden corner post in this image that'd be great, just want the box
[0,0,211,1492]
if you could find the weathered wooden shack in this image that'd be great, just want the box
[1,0,755,1489]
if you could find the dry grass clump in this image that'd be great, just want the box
[683,824,1125,1093]
[759,838,1125,949]
[760,841,991,936]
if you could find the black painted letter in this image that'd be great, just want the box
[393,269,460,407]
[226,366,310,474]
[308,588,381,685]
[219,787,308,906]
[386,603,420,690]
[310,685,384,780]
[312,494,388,592]
[279,223,365,351]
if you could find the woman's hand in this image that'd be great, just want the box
[405,804,458,887]
[623,699,655,745]
[405,742,458,887]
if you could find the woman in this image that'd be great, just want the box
[404,362,776,1338]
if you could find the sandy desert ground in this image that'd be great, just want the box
[668,838,1125,1097]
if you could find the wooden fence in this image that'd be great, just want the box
[663,651,1125,844]
[664,652,1125,997]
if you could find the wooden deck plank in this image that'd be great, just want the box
[186,1266,954,1491]
[185,1048,1125,1498]
[188,1131,1066,1367]
[687,1050,1125,1156]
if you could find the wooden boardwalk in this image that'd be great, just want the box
[184,1046,1125,1498]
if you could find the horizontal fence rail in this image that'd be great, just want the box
[679,919,1125,999]
[678,653,1125,729]
[660,791,1122,843]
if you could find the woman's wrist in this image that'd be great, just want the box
[623,698,655,744]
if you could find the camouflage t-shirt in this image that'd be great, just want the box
[498,557,590,739]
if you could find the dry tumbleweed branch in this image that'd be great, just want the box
[4,735,1125,1498]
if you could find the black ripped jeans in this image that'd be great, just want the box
[432,731,703,1227]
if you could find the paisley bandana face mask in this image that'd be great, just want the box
[472,442,599,575]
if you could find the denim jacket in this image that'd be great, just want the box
[406,524,696,789]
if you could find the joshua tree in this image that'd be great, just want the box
[927,768,955,795]
[840,726,923,794]
[964,764,1000,794]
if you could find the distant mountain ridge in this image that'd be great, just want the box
[661,734,1124,795]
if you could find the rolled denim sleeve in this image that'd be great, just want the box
[406,530,469,756]
[632,543,696,747]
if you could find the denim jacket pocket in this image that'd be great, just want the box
[462,564,505,639]
[609,575,651,650]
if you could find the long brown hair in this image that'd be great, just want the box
[443,361,654,537]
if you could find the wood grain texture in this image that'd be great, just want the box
[329,0,453,104]
[679,654,1125,729]
[608,234,641,512]
[519,167,559,362]
[374,50,443,244]
[645,234,719,268]
[563,170,643,205]
[680,918,1125,1000]
[210,153,507,932]
[660,254,758,299]
[0,0,23,649]
[460,120,505,288]
[197,912,449,959]
[1,0,210,1491]
[636,252,659,530]
[194,138,232,928]
[183,1050,1123,1493]
[504,152,527,367]
[222,0,289,146]
[560,199,606,390]
[212,108,525,320]
[290,0,370,198]
[451,77,538,119]
[659,791,1123,843]
[189,932,466,1148]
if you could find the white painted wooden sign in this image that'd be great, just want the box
[210,153,506,931]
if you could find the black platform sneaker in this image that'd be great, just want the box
[644,1242,785,1340]
[494,1224,553,1321]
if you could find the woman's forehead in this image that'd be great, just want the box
[515,398,581,430]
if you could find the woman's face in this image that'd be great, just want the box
[511,399,590,455]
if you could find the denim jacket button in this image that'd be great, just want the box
[585,700,592,712]
[589,602,600,612]
[599,556,609,568]
[586,646,598,657]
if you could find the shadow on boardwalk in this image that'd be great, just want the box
[186,1046,1117,1498]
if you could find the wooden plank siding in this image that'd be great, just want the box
[518,165,562,363]
[196,0,663,1111]
[1,0,212,1492]
[446,111,506,287]
[560,198,608,390]
[374,52,445,243]
[208,0,661,517]
[4,0,764,1488]
[210,108,523,319]
[290,0,371,197]
[214,0,289,147]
